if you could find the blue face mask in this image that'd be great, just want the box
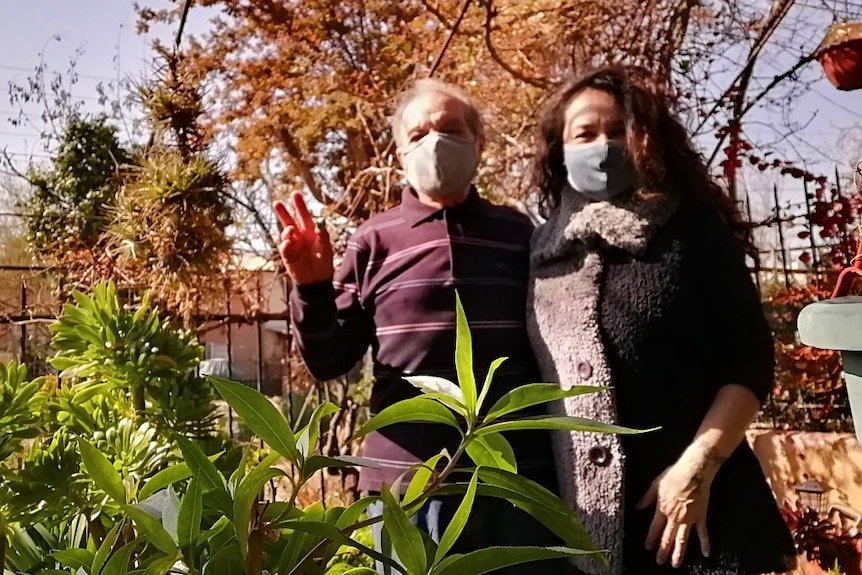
[563,141,635,201]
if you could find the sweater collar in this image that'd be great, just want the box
[531,187,678,265]
[399,185,488,227]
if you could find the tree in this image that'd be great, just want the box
[136,0,849,225]
[3,48,236,321]
[131,0,862,500]
[17,115,130,257]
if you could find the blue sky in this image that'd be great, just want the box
[0,0,208,163]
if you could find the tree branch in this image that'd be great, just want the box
[483,1,548,89]
[419,0,483,35]
[279,128,325,204]
[224,185,279,254]
[429,0,472,77]
[706,49,817,167]
[695,0,799,138]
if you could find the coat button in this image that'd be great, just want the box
[588,445,612,467]
[577,361,593,381]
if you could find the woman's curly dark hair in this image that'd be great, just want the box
[533,65,757,259]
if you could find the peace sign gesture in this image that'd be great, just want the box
[273,192,334,285]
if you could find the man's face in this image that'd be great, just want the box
[396,91,481,167]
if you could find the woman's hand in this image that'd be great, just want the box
[637,447,724,568]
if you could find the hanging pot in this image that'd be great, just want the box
[817,22,862,91]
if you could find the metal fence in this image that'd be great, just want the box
[0,170,859,434]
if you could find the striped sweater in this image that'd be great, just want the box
[291,187,556,492]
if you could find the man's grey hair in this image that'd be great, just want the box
[390,78,484,148]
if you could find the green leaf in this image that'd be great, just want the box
[476,357,507,412]
[484,384,608,423]
[476,416,652,436]
[403,453,448,506]
[354,397,462,439]
[340,569,378,575]
[50,549,94,572]
[139,452,222,500]
[233,452,282,561]
[281,520,404,574]
[404,376,465,404]
[143,554,179,575]
[454,291,477,417]
[381,487,426,575]
[174,435,232,516]
[315,497,377,563]
[431,546,599,575]
[302,455,381,477]
[177,478,203,549]
[296,401,340,460]
[79,440,126,503]
[418,393,469,418]
[93,523,122,575]
[477,468,598,553]
[123,505,178,555]
[72,383,114,405]
[135,488,180,543]
[261,501,303,523]
[275,527,311,574]
[201,542,244,575]
[465,434,516,473]
[435,470,478,564]
[100,540,138,575]
[276,502,325,574]
[209,376,301,463]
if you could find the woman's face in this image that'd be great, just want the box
[562,88,626,148]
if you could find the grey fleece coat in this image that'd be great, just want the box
[526,190,678,575]
[526,189,796,575]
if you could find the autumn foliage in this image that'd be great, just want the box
[135,0,835,230]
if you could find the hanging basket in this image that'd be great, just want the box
[818,22,862,91]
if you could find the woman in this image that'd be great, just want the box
[526,66,796,575]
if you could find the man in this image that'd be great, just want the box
[274,79,563,573]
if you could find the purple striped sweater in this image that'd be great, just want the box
[291,187,556,492]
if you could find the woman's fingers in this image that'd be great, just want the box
[645,508,666,551]
[656,520,677,565]
[696,518,710,558]
[636,481,658,510]
[671,524,690,568]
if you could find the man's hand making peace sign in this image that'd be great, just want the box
[273,192,334,285]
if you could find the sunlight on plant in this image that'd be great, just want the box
[2,287,648,574]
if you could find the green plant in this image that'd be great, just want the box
[2,288,650,574]
[0,362,44,462]
[19,114,130,256]
[325,524,375,573]
[0,280,226,570]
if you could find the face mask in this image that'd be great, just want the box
[563,141,635,201]
[401,133,478,198]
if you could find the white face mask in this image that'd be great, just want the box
[401,133,478,198]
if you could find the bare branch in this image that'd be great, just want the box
[483,1,549,89]
[280,128,324,204]
[429,0,472,77]
[706,49,817,167]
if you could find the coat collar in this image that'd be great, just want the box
[531,187,679,265]
[399,185,489,227]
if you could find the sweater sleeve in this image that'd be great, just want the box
[290,238,373,381]
[691,207,775,404]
